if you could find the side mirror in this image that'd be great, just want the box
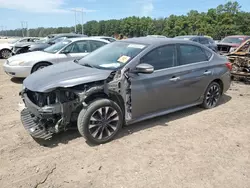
[134,63,154,74]
[61,50,70,54]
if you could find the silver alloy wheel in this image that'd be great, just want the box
[206,85,220,108]
[88,106,119,140]
[1,50,11,59]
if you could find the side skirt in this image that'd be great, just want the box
[126,102,202,125]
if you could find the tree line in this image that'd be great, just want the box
[1,1,250,40]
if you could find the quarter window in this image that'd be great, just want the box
[179,44,208,65]
[141,45,176,70]
[90,40,107,51]
[200,37,209,44]
[64,41,90,53]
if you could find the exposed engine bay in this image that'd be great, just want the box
[227,39,250,83]
[20,69,132,140]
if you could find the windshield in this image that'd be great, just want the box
[221,37,244,44]
[43,40,71,54]
[78,41,147,70]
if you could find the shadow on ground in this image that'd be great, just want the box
[11,77,24,84]
[35,94,232,148]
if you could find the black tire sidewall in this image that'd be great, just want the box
[77,99,123,145]
[202,82,221,109]
[1,49,11,59]
[32,62,50,73]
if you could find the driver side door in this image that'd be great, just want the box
[130,44,180,119]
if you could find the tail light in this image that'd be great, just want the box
[225,62,232,71]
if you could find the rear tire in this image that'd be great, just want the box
[201,82,222,109]
[31,62,51,73]
[77,99,123,145]
[0,49,12,59]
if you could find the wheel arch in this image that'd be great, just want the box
[83,90,125,115]
[31,61,52,73]
[211,78,224,94]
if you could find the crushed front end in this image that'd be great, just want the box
[19,88,80,140]
[227,39,250,83]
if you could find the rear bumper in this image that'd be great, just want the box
[221,71,231,93]
[3,62,32,78]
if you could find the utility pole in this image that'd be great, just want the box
[0,26,3,37]
[21,21,28,37]
[72,8,85,34]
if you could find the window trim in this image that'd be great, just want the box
[60,40,91,54]
[89,40,107,51]
[140,44,178,72]
[176,43,212,67]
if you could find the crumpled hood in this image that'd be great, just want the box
[23,61,113,92]
[8,51,54,63]
[217,42,239,47]
[14,42,34,48]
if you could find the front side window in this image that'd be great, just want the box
[179,44,208,65]
[90,40,107,51]
[64,40,90,53]
[141,45,176,70]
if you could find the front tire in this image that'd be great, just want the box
[77,99,123,145]
[0,49,12,59]
[31,62,50,73]
[201,82,222,109]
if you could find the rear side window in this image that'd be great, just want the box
[208,38,215,44]
[200,37,209,44]
[90,40,107,51]
[179,44,208,65]
[141,44,176,70]
[204,49,213,59]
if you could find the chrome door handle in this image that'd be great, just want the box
[203,71,212,75]
[169,77,180,82]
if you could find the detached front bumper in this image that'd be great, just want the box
[20,93,62,139]
[3,61,32,78]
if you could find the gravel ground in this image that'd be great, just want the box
[0,41,250,188]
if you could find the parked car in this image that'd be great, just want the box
[0,37,40,59]
[147,35,168,38]
[174,35,218,52]
[19,37,231,145]
[12,33,88,55]
[3,37,109,78]
[217,35,250,54]
[91,36,116,42]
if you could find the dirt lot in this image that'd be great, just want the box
[0,39,250,188]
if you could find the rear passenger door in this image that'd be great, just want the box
[89,40,108,52]
[173,44,214,106]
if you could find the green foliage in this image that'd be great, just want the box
[1,1,250,40]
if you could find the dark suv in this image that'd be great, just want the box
[175,35,218,52]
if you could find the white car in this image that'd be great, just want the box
[91,36,116,42]
[0,37,41,59]
[3,37,110,78]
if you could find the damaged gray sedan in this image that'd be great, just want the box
[20,37,231,144]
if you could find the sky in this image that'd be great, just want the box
[0,0,249,30]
